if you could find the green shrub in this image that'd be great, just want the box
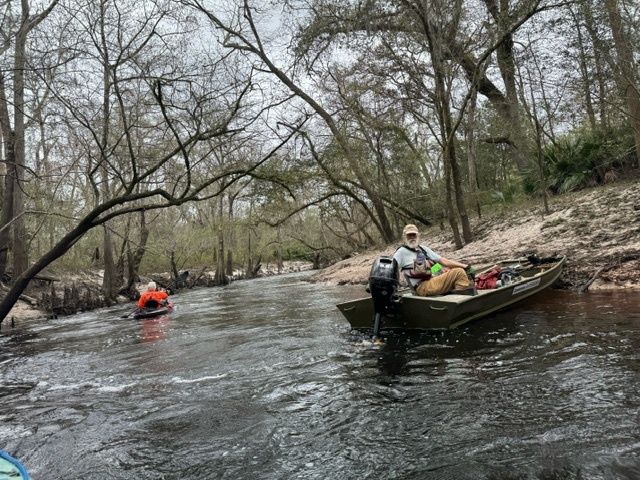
[536,126,636,194]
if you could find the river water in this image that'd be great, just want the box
[1,273,639,479]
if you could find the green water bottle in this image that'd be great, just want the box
[430,263,443,276]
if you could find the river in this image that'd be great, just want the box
[1,273,639,479]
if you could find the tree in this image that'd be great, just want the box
[400,0,471,245]
[0,0,60,282]
[603,0,640,161]
[0,0,302,319]
[187,0,399,243]
[294,0,559,173]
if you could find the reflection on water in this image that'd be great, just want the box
[1,275,639,479]
[140,316,171,343]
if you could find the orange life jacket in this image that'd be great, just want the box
[138,290,169,308]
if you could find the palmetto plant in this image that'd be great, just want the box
[542,129,635,194]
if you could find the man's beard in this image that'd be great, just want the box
[406,239,418,249]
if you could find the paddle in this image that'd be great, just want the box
[120,306,139,318]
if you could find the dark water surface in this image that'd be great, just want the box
[1,273,639,479]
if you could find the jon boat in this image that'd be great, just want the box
[133,301,174,320]
[337,256,565,334]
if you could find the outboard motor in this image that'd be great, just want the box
[367,256,399,337]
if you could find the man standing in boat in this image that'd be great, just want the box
[393,224,475,296]
[138,281,170,309]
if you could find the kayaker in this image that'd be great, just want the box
[138,281,169,308]
[393,224,475,296]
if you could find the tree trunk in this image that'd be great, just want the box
[0,214,96,320]
[581,3,611,131]
[246,222,254,278]
[215,199,228,285]
[444,157,463,249]
[604,0,640,162]
[277,227,283,274]
[4,0,61,281]
[124,209,150,296]
[215,223,226,284]
[170,249,179,284]
[535,119,550,215]
[10,20,30,280]
[0,145,15,280]
[226,250,233,277]
[479,0,529,171]
[102,225,118,301]
[571,7,597,131]
[466,86,482,218]
[98,0,117,302]
[416,0,471,245]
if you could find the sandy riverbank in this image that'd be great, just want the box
[309,181,640,290]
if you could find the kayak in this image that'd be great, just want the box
[0,450,30,480]
[133,301,174,319]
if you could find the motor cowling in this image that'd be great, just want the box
[368,256,399,317]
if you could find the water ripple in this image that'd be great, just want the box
[1,280,639,479]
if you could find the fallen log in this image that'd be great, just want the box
[18,293,38,306]
[579,267,605,294]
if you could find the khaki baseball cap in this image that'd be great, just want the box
[403,224,419,236]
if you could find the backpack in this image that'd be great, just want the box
[475,268,502,290]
